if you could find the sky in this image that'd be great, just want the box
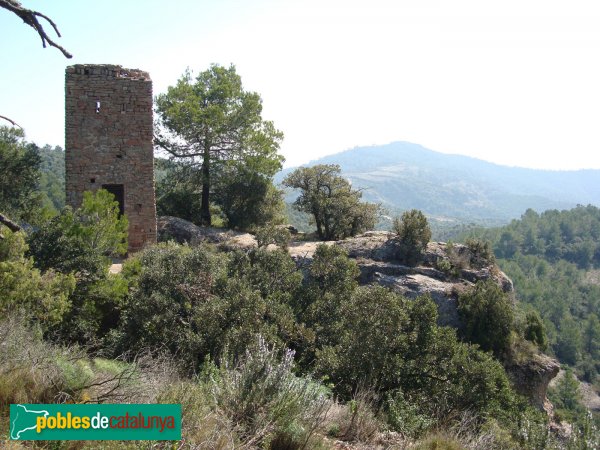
[2,0,600,170]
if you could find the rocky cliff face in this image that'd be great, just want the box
[331,231,558,412]
[157,217,559,410]
[506,354,560,413]
[333,231,559,411]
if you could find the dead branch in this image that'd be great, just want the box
[0,213,21,240]
[0,115,23,129]
[0,0,72,58]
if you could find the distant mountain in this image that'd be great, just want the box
[276,142,600,225]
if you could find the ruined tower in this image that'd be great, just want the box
[65,64,157,252]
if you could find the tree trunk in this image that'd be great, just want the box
[323,220,331,241]
[315,217,323,240]
[0,213,21,231]
[200,145,211,226]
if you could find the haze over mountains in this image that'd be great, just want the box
[277,142,600,225]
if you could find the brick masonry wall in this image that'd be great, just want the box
[65,64,157,253]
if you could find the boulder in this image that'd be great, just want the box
[156,216,256,249]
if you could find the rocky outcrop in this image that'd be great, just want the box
[506,353,560,412]
[337,232,559,412]
[340,232,561,411]
[336,231,513,327]
[157,216,257,249]
[155,220,558,411]
[157,223,512,327]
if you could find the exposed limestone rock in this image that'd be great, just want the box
[288,241,333,261]
[336,232,513,327]
[157,216,256,249]
[370,269,467,328]
[336,230,397,260]
[506,353,560,412]
[157,216,218,244]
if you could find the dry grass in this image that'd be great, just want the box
[318,390,386,447]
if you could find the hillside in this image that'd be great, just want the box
[277,142,600,225]
[463,206,600,417]
[3,129,599,446]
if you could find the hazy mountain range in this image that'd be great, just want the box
[276,142,600,225]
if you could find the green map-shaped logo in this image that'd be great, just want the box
[9,403,181,440]
[10,404,49,440]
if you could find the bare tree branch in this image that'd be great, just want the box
[0,0,72,58]
[0,115,23,129]
[0,212,21,234]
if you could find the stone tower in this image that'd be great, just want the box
[65,64,157,253]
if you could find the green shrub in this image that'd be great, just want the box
[465,237,495,268]
[0,229,74,327]
[436,257,453,273]
[28,189,128,274]
[297,244,359,353]
[457,280,515,357]
[524,311,548,351]
[315,285,517,425]
[227,247,302,306]
[255,224,291,250]
[386,390,435,438]
[113,243,305,372]
[24,189,130,342]
[436,256,461,279]
[110,242,224,369]
[393,209,431,265]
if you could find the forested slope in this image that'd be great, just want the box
[465,206,600,383]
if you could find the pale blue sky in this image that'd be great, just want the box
[2,0,600,169]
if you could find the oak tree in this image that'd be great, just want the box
[283,164,380,240]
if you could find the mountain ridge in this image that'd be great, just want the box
[277,141,600,224]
